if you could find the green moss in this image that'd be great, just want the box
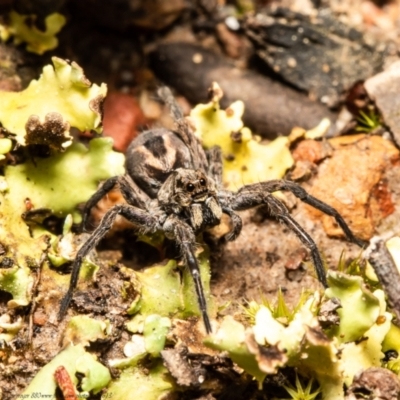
[339,288,392,386]
[126,260,182,320]
[0,137,122,311]
[283,375,321,400]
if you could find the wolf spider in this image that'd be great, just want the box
[58,87,365,333]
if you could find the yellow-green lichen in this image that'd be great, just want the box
[21,344,111,397]
[205,315,267,386]
[0,314,23,342]
[5,138,124,222]
[0,57,107,148]
[125,248,214,326]
[0,138,123,309]
[206,267,394,400]
[63,315,112,347]
[7,11,66,55]
[103,360,174,400]
[325,272,380,343]
[143,314,171,357]
[190,84,293,189]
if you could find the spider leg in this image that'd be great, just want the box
[82,175,150,230]
[206,146,223,186]
[157,86,208,171]
[82,176,119,229]
[206,148,243,243]
[163,215,212,333]
[232,180,367,248]
[58,204,159,320]
[264,195,328,287]
[220,207,243,243]
[226,187,331,287]
[118,175,151,209]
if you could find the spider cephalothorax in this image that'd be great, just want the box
[158,169,222,230]
[58,86,366,334]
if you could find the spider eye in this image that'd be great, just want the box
[199,178,206,186]
[187,183,195,192]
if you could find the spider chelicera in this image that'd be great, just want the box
[58,86,366,333]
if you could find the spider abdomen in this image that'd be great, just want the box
[126,128,193,198]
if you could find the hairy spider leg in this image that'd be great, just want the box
[206,146,223,186]
[219,180,366,288]
[265,195,328,287]
[163,215,212,333]
[205,147,245,244]
[251,180,368,248]
[81,176,119,230]
[58,204,159,320]
[220,206,243,243]
[60,194,213,333]
[157,86,208,172]
[81,175,151,230]
[157,86,184,121]
[233,191,328,287]
[184,244,212,333]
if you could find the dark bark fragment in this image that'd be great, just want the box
[365,238,400,323]
[365,61,400,148]
[244,7,386,108]
[345,367,400,400]
[161,346,204,387]
[318,297,341,329]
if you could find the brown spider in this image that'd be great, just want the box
[58,87,366,333]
